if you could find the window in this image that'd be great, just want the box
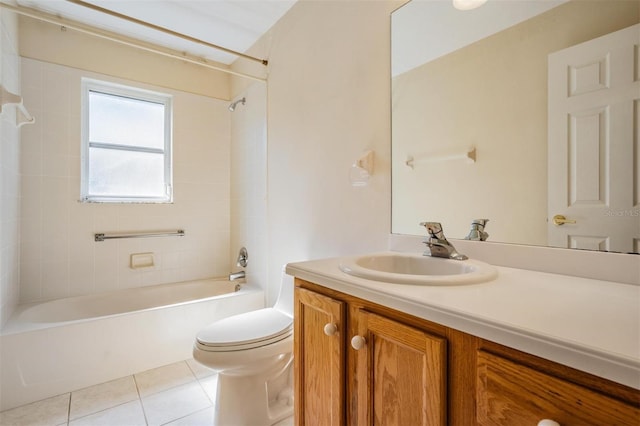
[81,79,172,203]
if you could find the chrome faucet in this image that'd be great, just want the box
[236,247,248,267]
[464,219,489,241]
[229,270,245,281]
[230,247,248,281]
[420,222,468,260]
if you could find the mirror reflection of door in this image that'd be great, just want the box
[548,24,640,253]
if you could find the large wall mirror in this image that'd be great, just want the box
[391,0,639,254]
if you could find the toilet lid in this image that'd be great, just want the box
[196,308,293,350]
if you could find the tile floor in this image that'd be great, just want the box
[0,359,294,426]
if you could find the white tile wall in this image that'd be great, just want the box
[230,82,269,301]
[0,9,21,328]
[19,58,232,303]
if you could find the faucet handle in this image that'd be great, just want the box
[419,221,468,260]
[465,219,489,241]
[471,219,489,227]
[236,247,248,267]
[419,222,445,240]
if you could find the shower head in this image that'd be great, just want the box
[228,97,246,112]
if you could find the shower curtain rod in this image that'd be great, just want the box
[0,3,267,83]
[66,0,268,66]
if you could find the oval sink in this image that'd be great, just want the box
[339,253,497,285]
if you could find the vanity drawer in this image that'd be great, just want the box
[476,350,639,426]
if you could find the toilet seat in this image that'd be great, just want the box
[196,308,292,352]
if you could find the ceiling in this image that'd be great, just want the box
[15,0,297,65]
[392,0,567,76]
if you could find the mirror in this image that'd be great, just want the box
[391,0,639,254]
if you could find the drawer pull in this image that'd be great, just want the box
[538,420,560,426]
[323,323,338,336]
[351,335,366,350]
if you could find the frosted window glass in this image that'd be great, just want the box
[89,91,165,149]
[81,79,172,202]
[89,148,165,197]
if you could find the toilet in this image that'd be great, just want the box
[193,272,294,426]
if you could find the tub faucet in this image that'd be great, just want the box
[464,219,489,241]
[229,271,245,281]
[420,222,468,260]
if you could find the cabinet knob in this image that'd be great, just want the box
[538,420,560,426]
[351,335,366,350]
[323,323,338,336]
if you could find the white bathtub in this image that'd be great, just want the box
[0,278,264,411]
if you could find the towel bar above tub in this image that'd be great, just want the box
[95,229,185,242]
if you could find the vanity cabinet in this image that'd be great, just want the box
[293,278,640,426]
[476,351,639,425]
[351,308,446,425]
[294,285,447,425]
[294,286,345,425]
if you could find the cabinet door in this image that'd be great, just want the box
[352,309,447,426]
[294,287,345,426]
[477,350,640,425]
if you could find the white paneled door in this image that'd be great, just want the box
[548,24,640,253]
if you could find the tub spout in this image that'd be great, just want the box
[229,271,245,281]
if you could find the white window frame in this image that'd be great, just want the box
[80,78,173,203]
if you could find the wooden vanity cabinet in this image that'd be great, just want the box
[476,350,640,425]
[350,308,446,425]
[293,279,640,426]
[294,286,345,425]
[295,283,447,425]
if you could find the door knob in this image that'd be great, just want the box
[537,420,560,426]
[323,323,338,336]
[552,214,576,226]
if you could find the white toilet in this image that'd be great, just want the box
[193,272,294,426]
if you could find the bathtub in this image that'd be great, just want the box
[0,278,264,411]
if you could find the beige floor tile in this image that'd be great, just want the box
[0,393,70,426]
[197,374,218,403]
[185,358,215,379]
[162,407,214,426]
[134,361,196,397]
[69,375,138,420]
[68,400,146,426]
[141,382,211,426]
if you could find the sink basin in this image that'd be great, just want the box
[339,253,498,285]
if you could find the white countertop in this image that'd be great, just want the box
[286,252,640,390]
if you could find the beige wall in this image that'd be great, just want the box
[19,16,231,100]
[256,0,400,304]
[392,0,639,244]
[0,9,21,326]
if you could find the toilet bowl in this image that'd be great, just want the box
[193,271,294,426]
